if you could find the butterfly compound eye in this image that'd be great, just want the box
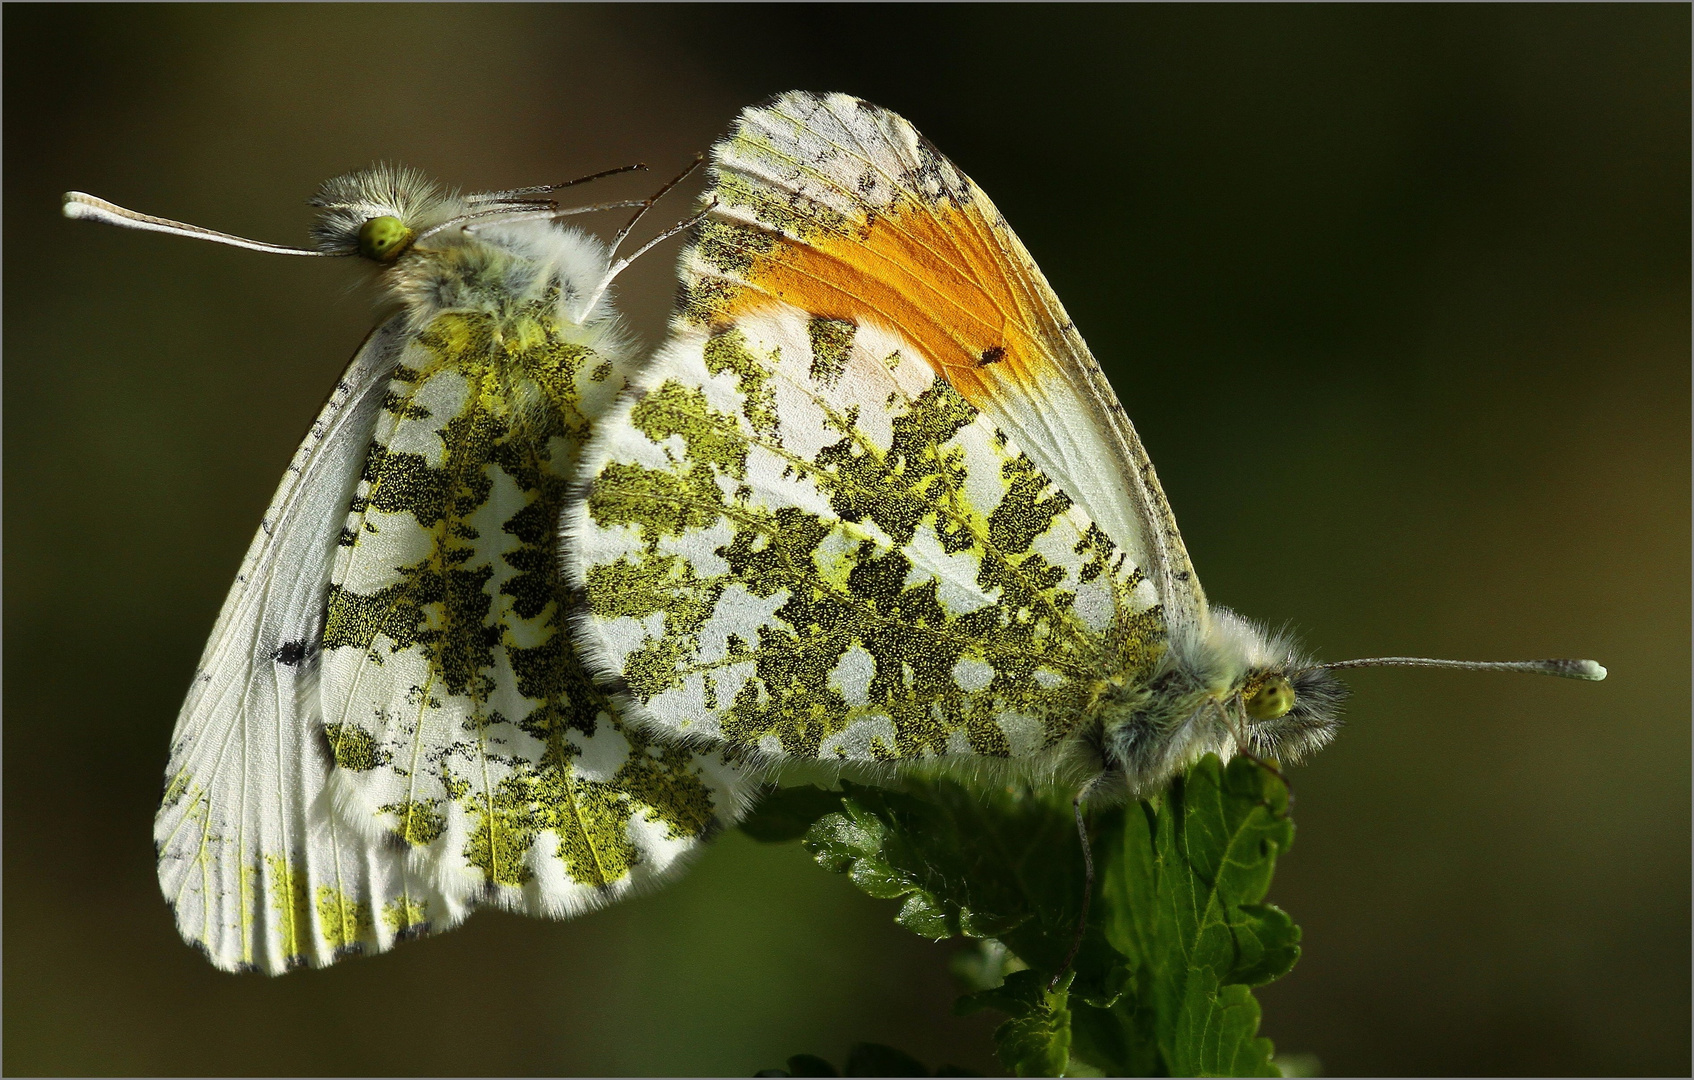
[357,215,414,262]
[1244,676,1295,720]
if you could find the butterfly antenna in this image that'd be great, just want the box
[62,192,341,256]
[420,199,649,244]
[1049,787,1095,992]
[1316,657,1607,680]
[465,163,649,205]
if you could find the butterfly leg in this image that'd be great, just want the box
[1214,698,1295,813]
[577,196,717,323]
[605,152,705,264]
[1049,785,1095,992]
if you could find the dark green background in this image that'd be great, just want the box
[7,5,1687,1076]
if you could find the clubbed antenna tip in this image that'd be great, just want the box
[62,191,334,256]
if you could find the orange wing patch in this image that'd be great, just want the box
[691,196,1063,416]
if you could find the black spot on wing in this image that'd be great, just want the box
[273,641,310,666]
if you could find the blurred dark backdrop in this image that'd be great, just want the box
[6,5,1687,1076]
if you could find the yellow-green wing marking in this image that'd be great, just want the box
[320,297,751,931]
[565,305,1165,763]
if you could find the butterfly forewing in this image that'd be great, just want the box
[675,91,1205,635]
[568,305,1164,764]
[155,318,463,972]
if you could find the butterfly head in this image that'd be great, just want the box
[308,165,459,263]
[1192,612,1347,772]
[1232,660,1349,763]
[1091,608,1346,797]
[304,165,645,333]
[1089,600,1607,799]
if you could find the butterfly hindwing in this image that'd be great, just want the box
[567,305,1164,764]
[157,216,756,974]
[320,297,751,920]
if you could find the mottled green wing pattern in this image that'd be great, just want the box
[312,298,752,956]
[160,295,756,975]
[565,305,1165,764]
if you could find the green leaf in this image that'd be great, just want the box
[994,992,1072,1076]
[1068,997,1161,1079]
[803,755,1301,1076]
[802,781,1071,942]
[739,785,846,843]
[1227,904,1301,988]
[957,970,1072,1078]
[1099,755,1299,1077]
[954,966,1053,1018]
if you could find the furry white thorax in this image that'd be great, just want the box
[1175,606,1289,694]
[1090,606,1346,800]
[308,164,623,339]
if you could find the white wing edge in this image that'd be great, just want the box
[558,338,697,753]
[155,317,471,973]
